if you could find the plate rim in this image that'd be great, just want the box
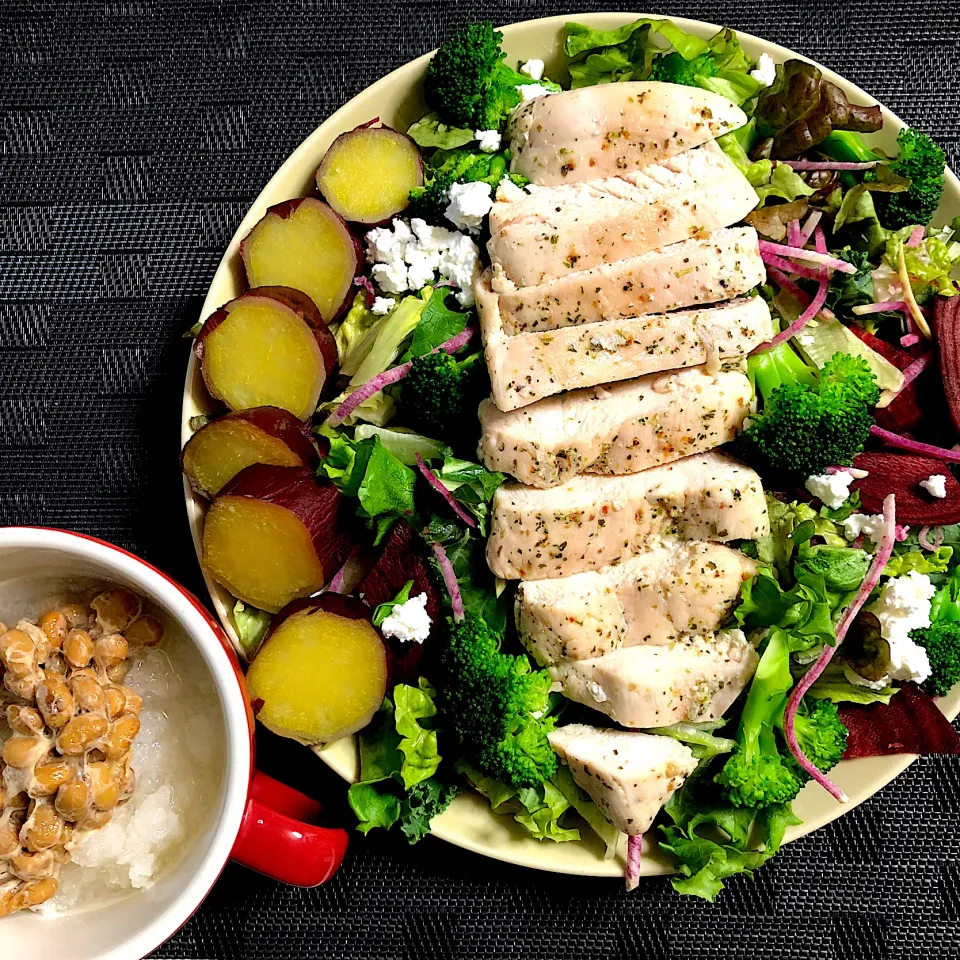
[180,11,960,879]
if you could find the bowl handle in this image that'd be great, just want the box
[230,771,349,886]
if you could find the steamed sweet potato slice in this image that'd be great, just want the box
[247,593,387,744]
[182,407,321,498]
[196,286,337,420]
[201,465,353,613]
[240,198,360,322]
[316,126,423,225]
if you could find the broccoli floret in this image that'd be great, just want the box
[407,149,527,226]
[424,22,533,131]
[783,698,848,779]
[912,568,960,697]
[649,52,717,87]
[715,629,802,808]
[874,128,946,229]
[734,346,880,479]
[441,616,558,788]
[401,349,487,445]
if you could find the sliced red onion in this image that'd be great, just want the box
[919,525,945,551]
[901,333,922,348]
[625,834,642,892]
[907,225,925,247]
[896,352,933,393]
[416,454,477,528]
[430,542,464,622]
[826,465,869,479]
[327,546,361,593]
[797,210,823,247]
[353,275,376,298]
[766,266,839,322]
[754,268,828,354]
[895,524,911,542]
[870,425,960,463]
[331,360,413,424]
[783,493,897,803]
[781,159,878,171]
[786,219,802,248]
[329,326,478,424]
[758,239,858,274]
[762,249,825,282]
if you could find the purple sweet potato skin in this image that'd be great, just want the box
[853,451,960,524]
[219,464,355,581]
[195,285,339,398]
[355,521,444,684]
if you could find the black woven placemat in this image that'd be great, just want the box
[2,1,960,956]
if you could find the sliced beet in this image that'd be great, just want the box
[853,451,960,524]
[846,324,916,371]
[355,520,444,684]
[935,295,960,435]
[839,682,960,758]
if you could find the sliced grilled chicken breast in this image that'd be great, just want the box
[508,82,747,186]
[488,227,764,335]
[477,365,753,487]
[517,538,758,664]
[487,142,758,288]
[548,631,758,728]
[549,724,698,835]
[486,450,768,581]
[479,292,772,413]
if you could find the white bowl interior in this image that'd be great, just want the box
[180,13,960,879]
[0,529,251,960]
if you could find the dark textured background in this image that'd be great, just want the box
[2,1,960,956]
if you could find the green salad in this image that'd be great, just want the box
[186,16,960,901]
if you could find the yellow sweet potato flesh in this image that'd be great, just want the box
[203,301,324,419]
[201,496,325,613]
[183,419,303,498]
[243,203,356,321]
[247,609,387,743]
[318,129,422,224]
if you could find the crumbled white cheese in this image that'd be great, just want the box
[586,680,608,703]
[518,82,557,102]
[444,180,494,235]
[474,129,501,153]
[863,571,936,685]
[370,260,409,295]
[920,473,948,499]
[750,53,777,87]
[379,593,431,644]
[370,296,395,315]
[365,217,481,306]
[798,334,816,345]
[589,331,627,352]
[805,470,854,510]
[842,512,886,542]
[519,58,545,81]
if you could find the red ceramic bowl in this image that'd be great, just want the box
[0,527,348,960]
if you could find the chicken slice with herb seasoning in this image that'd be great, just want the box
[548,724,698,834]
[517,538,758,664]
[508,81,747,186]
[485,226,764,335]
[477,364,753,488]
[548,630,758,728]
[479,292,772,413]
[486,450,768,581]
[487,141,758,288]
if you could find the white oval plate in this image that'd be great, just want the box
[181,13,960,877]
